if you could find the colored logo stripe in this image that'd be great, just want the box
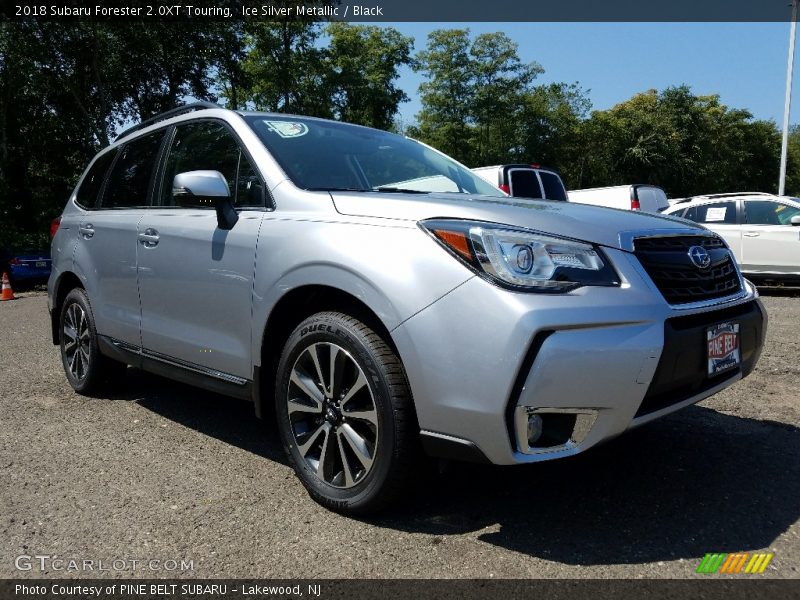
[744,553,774,574]
[697,553,726,573]
[698,552,774,574]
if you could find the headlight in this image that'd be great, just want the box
[421,219,619,292]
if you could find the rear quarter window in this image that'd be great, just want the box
[539,171,567,201]
[100,131,166,209]
[75,150,117,209]
[683,201,738,224]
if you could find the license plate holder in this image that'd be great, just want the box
[706,321,740,376]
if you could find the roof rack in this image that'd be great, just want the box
[115,101,222,142]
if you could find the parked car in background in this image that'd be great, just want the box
[49,103,766,514]
[0,247,51,287]
[568,184,669,213]
[472,164,568,201]
[664,193,800,281]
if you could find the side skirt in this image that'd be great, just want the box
[97,335,253,401]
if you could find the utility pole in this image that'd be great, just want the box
[779,0,798,196]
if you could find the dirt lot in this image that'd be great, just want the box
[1,291,798,579]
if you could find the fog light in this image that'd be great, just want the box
[527,414,543,446]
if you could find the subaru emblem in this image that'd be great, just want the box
[688,245,712,269]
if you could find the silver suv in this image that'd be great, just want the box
[49,104,767,513]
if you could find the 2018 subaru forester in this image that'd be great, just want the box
[48,103,766,513]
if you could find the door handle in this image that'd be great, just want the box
[138,228,160,247]
[743,231,760,238]
[79,224,94,238]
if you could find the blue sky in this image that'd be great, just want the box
[374,22,796,128]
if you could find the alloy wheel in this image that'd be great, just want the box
[63,302,91,381]
[287,342,379,488]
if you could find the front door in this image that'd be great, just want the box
[136,120,266,380]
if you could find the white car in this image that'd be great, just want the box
[568,184,670,213]
[664,193,800,280]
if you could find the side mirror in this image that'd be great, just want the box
[791,215,800,226]
[172,170,238,230]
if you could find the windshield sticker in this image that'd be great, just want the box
[705,206,728,222]
[263,120,309,139]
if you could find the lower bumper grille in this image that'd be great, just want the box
[635,300,765,418]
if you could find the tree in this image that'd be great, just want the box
[0,21,222,242]
[411,29,545,166]
[574,86,782,197]
[240,20,331,117]
[326,23,413,130]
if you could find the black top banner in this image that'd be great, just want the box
[2,0,799,22]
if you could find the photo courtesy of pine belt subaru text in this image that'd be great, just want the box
[48,103,767,514]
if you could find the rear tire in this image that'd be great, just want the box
[59,288,126,396]
[275,311,415,514]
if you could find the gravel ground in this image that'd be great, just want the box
[1,291,798,579]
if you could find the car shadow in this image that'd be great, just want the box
[371,405,799,566]
[108,367,288,466]
[106,369,798,567]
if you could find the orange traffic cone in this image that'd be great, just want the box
[1,272,15,301]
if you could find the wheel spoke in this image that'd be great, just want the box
[340,371,368,409]
[297,422,328,457]
[63,324,77,343]
[317,426,334,478]
[340,423,374,470]
[287,396,322,416]
[308,344,327,396]
[343,408,378,426]
[328,345,343,398]
[68,348,79,376]
[290,369,324,405]
[336,430,356,487]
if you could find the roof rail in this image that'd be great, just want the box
[115,101,222,142]
[696,192,773,199]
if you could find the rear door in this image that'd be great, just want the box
[73,131,166,347]
[680,200,743,262]
[740,199,800,275]
[136,120,266,380]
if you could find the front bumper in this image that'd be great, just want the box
[391,247,766,465]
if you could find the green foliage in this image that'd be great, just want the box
[410,29,544,166]
[326,23,414,130]
[570,86,782,197]
[2,20,799,243]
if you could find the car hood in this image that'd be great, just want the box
[331,192,704,251]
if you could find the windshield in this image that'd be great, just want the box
[244,116,505,197]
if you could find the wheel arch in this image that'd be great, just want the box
[255,284,405,420]
[50,271,85,345]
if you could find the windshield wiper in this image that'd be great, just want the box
[306,186,369,192]
[373,187,430,194]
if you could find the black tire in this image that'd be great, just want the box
[275,311,415,514]
[59,288,127,396]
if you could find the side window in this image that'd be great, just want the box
[101,131,165,208]
[75,150,117,209]
[161,121,263,207]
[682,201,737,224]
[745,200,800,225]
[539,171,567,201]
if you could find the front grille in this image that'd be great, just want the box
[634,235,742,304]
